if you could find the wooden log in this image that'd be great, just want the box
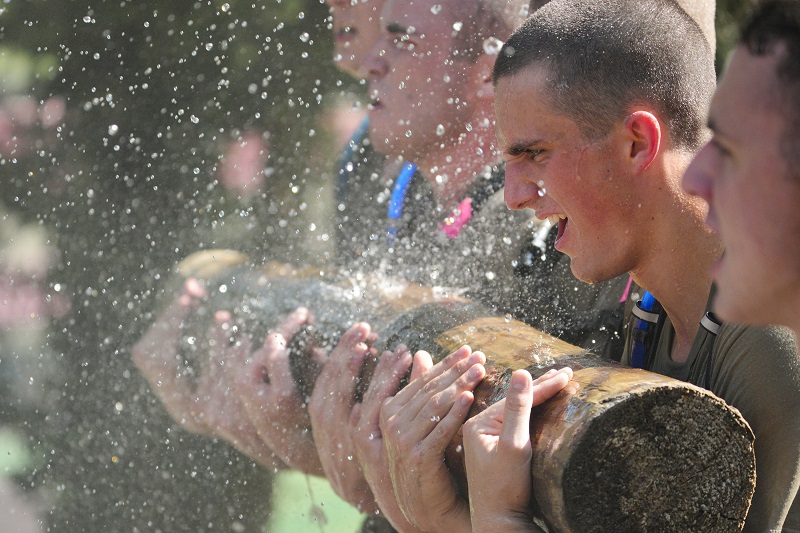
[163,250,756,532]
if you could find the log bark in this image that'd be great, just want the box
[165,250,756,532]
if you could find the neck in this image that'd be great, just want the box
[414,116,498,209]
[629,156,723,363]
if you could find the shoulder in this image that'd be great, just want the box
[711,323,800,532]
[714,323,798,374]
[710,322,800,424]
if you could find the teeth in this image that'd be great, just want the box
[546,214,566,225]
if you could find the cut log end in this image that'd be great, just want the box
[559,385,755,532]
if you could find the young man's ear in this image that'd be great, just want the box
[624,111,662,173]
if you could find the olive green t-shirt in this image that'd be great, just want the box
[622,295,800,532]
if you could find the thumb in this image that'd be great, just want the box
[499,369,534,452]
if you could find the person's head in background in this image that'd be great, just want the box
[683,0,800,336]
[326,0,387,78]
[363,0,527,202]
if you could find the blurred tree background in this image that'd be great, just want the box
[0,0,361,530]
[0,0,758,531]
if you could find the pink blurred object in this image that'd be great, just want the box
[218,131,269,199]
[439,197,473,239]
[0,275,69,328]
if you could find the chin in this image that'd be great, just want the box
[568,257,619,285]
[712,287,770,326]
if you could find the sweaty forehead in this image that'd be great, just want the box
[711,47,785,136]
[494,64,584,149]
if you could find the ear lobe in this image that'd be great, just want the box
[625,111,661,173]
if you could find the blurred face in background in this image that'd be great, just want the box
[326,0,386,78]
[363,0,479,162]
[683,45,800,329]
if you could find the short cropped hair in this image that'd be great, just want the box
[528,0,716,49]
[495,0,717,151]
[741,0,800,177]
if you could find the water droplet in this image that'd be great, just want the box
[347,455,353,461]
[190,115,199,124]
[299,32,310,43]
[108,124,119,135]
[221,3,230,12]
[485,271,496,281]
[436,124,445,136]
[455,444,463,453]
[537,188,547,197]
[430,415,441,422]
[333,53,343,63]
[482,37,503,56]
[465,123,473,132]
[431,4,442,14]
[405,130,412,138]
[504,314,512,323]
[82,15,93,23]
[452,21,463,32]
[368,433,375,441]
[205,43,213,51]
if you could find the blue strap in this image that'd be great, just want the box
[631,291,658,369]
[386,162,417,245]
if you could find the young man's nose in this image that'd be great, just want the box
[364,47,388,79]
[504,170,544,211]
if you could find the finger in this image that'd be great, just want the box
[261,332,296,396]
[531,369,558,386]
[309,325,372,421]
[424,389,476,453]
[391,346,472,407]
[360,350,413,434]
[413,361,486,436]
[397,351,486,426]
[498,370,534,453]
[207,310,234,369]
[410,350,433,382]
[349,402,363,430]
[531,368,572,408]
[274,307,312,341]
[183,277,206,299]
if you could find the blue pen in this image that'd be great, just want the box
[630,291,659,368]
[386,162,417,245]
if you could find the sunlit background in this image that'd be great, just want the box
[0,0,751,531]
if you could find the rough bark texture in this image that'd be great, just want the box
[170,250,757,532]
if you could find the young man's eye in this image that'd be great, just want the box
[710,137,730,158]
